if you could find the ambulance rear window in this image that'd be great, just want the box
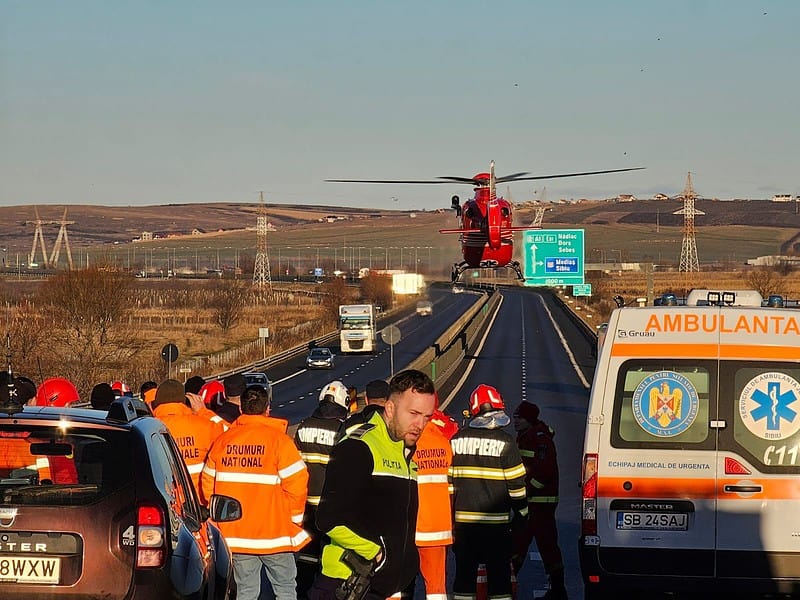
[612,361,714,448]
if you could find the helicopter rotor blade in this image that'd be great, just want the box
[325,178,457,184]
[498,167,645,182]
[494,172,531,182]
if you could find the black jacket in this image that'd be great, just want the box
[316,411,419,596]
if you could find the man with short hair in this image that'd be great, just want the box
[216,372,246,423]
[343,378,389,435]
[202,385,309,600]
[309,370,436,600]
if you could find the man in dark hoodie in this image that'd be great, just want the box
[294,380,350,598]
[511,401,566,599]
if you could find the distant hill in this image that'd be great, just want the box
[0,202,406,256]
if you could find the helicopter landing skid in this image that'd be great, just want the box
[451,261,525,282]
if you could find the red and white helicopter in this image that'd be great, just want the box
[328,161,642,282]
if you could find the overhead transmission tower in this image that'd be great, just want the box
[673,172,705,287]
[530,187,548,227]
[27,207,76,270]
[49,207,75,270]
[29,207,51,268]
[252,191,273,292]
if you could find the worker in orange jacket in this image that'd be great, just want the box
[414,418,454,600]
[202,384,310,600]
[151,379,224,493]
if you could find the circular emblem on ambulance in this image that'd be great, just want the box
[632,371,699,437]
[739,372,800,440]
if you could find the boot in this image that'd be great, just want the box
[536,567,567,600]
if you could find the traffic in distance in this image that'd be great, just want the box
[4,286,800,599]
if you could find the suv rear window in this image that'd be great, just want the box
[0,424,133,506]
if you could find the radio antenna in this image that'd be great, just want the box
[5,333,12,381]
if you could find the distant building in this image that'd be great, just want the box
[652,193,670,200]
[772,194,793,202]
[141,231,153,241]
[191,228,206,235]
[615,194,638,203]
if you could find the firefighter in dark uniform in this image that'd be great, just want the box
[511,401,567,599]
[449,384,528,600]
[308,370,436,600]
[293,381,350,598]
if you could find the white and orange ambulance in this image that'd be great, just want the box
[580,290,800,598]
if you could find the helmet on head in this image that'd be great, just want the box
[111,381,132,397]
[469,384,505,416]
[35,377,81,407]
[319,381,349,409]
[200,380,226,408]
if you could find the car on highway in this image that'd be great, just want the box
[244,371,270,388]
[306,347,335,369]
[0,395,238,598]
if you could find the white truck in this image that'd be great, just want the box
[338,304,377,353]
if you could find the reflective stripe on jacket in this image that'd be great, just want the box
[317,410,419,597]
[414,424,453,546]
[516,420,559,504]
[153,402,225,492]
[201,413,310,554]
[449,423,528,525]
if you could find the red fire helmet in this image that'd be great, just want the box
[35,378,81,407]
[468,384,505,416]
[199,380,226,408]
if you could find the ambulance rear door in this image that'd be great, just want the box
[594,306,720,578]
[715,306,800,582]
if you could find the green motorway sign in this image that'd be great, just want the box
[522,229,585,286]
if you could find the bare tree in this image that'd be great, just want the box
[36,266,138,393]
[746,266,780,298]
[360,274,393,310]
[211,279,247,332]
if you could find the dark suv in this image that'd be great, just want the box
[0,396,236,598]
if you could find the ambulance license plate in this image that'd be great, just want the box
[0,556,60,583]
[616,511,688,531]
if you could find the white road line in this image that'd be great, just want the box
[273,369,308,385]
[537,295,591,389]
[440,294,505,411]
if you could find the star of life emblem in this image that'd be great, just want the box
[739,372,800,440]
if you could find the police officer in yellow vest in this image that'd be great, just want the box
[308,370,436,600]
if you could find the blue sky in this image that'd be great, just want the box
[1,1,797,209]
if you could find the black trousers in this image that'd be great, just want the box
[453,524,511,598]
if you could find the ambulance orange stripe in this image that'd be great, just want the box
[598,477,716,499]
[610,343,718,358]
[719,345,800,360]
[611,343,800,360]
[599,477,800,500]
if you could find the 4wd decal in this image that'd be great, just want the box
[632,371,699,437]
[739,372,800,440]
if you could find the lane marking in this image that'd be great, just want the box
[440,294,505,410]
[537,295,591,389]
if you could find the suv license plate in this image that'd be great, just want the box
[0,556,60,583]
[616,511,688,531]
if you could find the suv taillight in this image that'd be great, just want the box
[581,453,598,536]
[136,504,166,568]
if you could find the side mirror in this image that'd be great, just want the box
[210,494,243,522]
